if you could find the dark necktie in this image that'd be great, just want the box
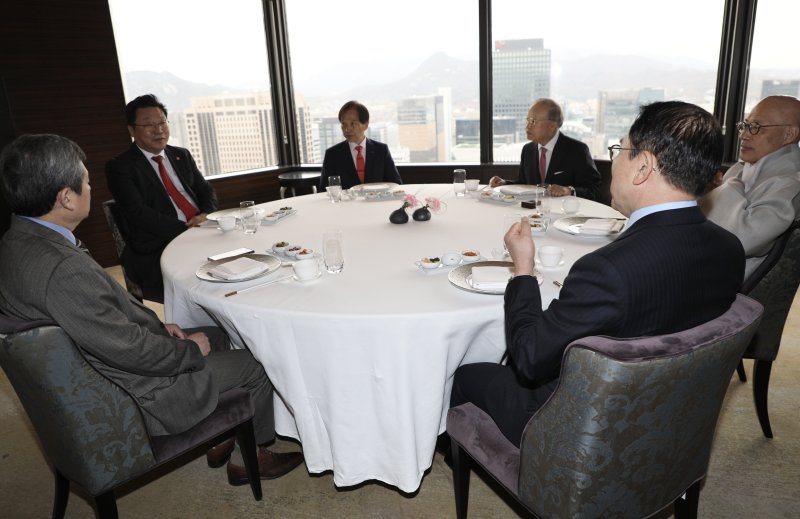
[539,146,547,184]
[355,145,365,183]
[152,155,198,220]
[76,238,91,256]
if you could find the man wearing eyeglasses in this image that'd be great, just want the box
[106,94,218,302]
[452,101,744,447]
[700,95,800,281]
[488,98,601,200]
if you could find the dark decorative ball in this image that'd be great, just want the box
[412,207,432,222]
[389,208,409,224]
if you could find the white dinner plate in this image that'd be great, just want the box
[499,184,544,197]
[350,182,399,193]
[196,253,281,283]
[205,207,242,222]
[448,261,514,295]
[553,216,625,237]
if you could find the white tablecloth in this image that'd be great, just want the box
[161,184,623,492]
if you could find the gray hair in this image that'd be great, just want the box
[0,134,87,216]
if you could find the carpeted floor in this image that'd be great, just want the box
[0,268,797,518]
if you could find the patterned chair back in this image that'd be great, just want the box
[741,220,800,361]
[518,294,763,518]
[0,325,156,496]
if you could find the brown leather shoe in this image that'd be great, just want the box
[206,438,236,468]
[226,448,304,485]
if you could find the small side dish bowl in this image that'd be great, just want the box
[461,250,481,263]
[418,257,442,269]
[295,248,314,260]
[441,252,461,266]
[272,241,290,254]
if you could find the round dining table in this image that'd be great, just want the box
[161,183,624,492]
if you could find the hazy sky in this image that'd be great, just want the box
[109,0,797,88]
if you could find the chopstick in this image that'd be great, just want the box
[224,274,293,297]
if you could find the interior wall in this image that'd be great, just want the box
[0,0,130,267]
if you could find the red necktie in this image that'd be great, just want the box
[355,145,365,183]
[152,156,198,220]
[539,146,547,184]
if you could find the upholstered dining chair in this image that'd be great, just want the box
[0,317,262,519]
[447,294,763,519]
[102,199,146,302]
[735,219,800,438]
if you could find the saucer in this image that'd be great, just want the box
[293,271,322,283]
[535,258,566,269]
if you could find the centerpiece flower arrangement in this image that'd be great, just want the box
[389,195,446,224]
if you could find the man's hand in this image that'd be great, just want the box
[187,332,212,357]
[164,323,186,339]
[186,213,208,227]
[504,217,536,277]
[489,176,506,188]
[548,185,572,197]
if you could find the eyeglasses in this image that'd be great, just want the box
[735,121,792,136]
[608,144,638,161]
[134,120,169,131]
[526,118,552,126]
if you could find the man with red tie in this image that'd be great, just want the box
[106,94,217,302]
[319,100,402,190]
[489,98,601,201]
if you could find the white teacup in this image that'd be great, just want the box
[218,215,236,231]
[465,179,480,194]
[538,245,563,267]
[562,196,580,214]
[292,259,319,281]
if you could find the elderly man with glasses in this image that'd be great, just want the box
[701,95,800,281]
[489,98,601,200]
[106,94,218,302]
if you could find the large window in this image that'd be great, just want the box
[492,0,726,161]
[108,0,277,177]
[744,0,800,113]
[285,0,479,165]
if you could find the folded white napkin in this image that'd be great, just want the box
[470,266,512,290]
[208,257,268,280]
[581,218,623,235]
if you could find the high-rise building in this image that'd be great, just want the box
[493,38,551,140]
[295,94,316,164]
[761,79,800,98]
[183,93,276,176]
[596,88,666,156]
[397,89,452,162]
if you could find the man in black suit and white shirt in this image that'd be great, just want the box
[453,101,744,446]
[106,94,218,301]
[319,100,402,190]
[489,98,601,201]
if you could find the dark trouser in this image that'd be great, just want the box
[190,327,275,445]
[450,362,557,447]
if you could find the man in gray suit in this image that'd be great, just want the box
[701,95,800,281]
[0,134,302,485]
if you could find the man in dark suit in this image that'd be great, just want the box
[106,94,218,302]
[489,98,601,200]
[319,100,402,190]
[453,101,745,446]
[0,134,303,484]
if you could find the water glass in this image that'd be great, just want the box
[453,169,466,197]
[240,201,258,234]
[327,175,342,203]
[465,179,480,196]
[323,230,344,273]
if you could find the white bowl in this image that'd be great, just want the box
[418,258,442,269]
[441,252,461,266]
[461,250,481,263]
[284,246,303,258]
[295,248,314,260]
[272,241,291,254]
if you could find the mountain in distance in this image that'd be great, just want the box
[124,70,249,112]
